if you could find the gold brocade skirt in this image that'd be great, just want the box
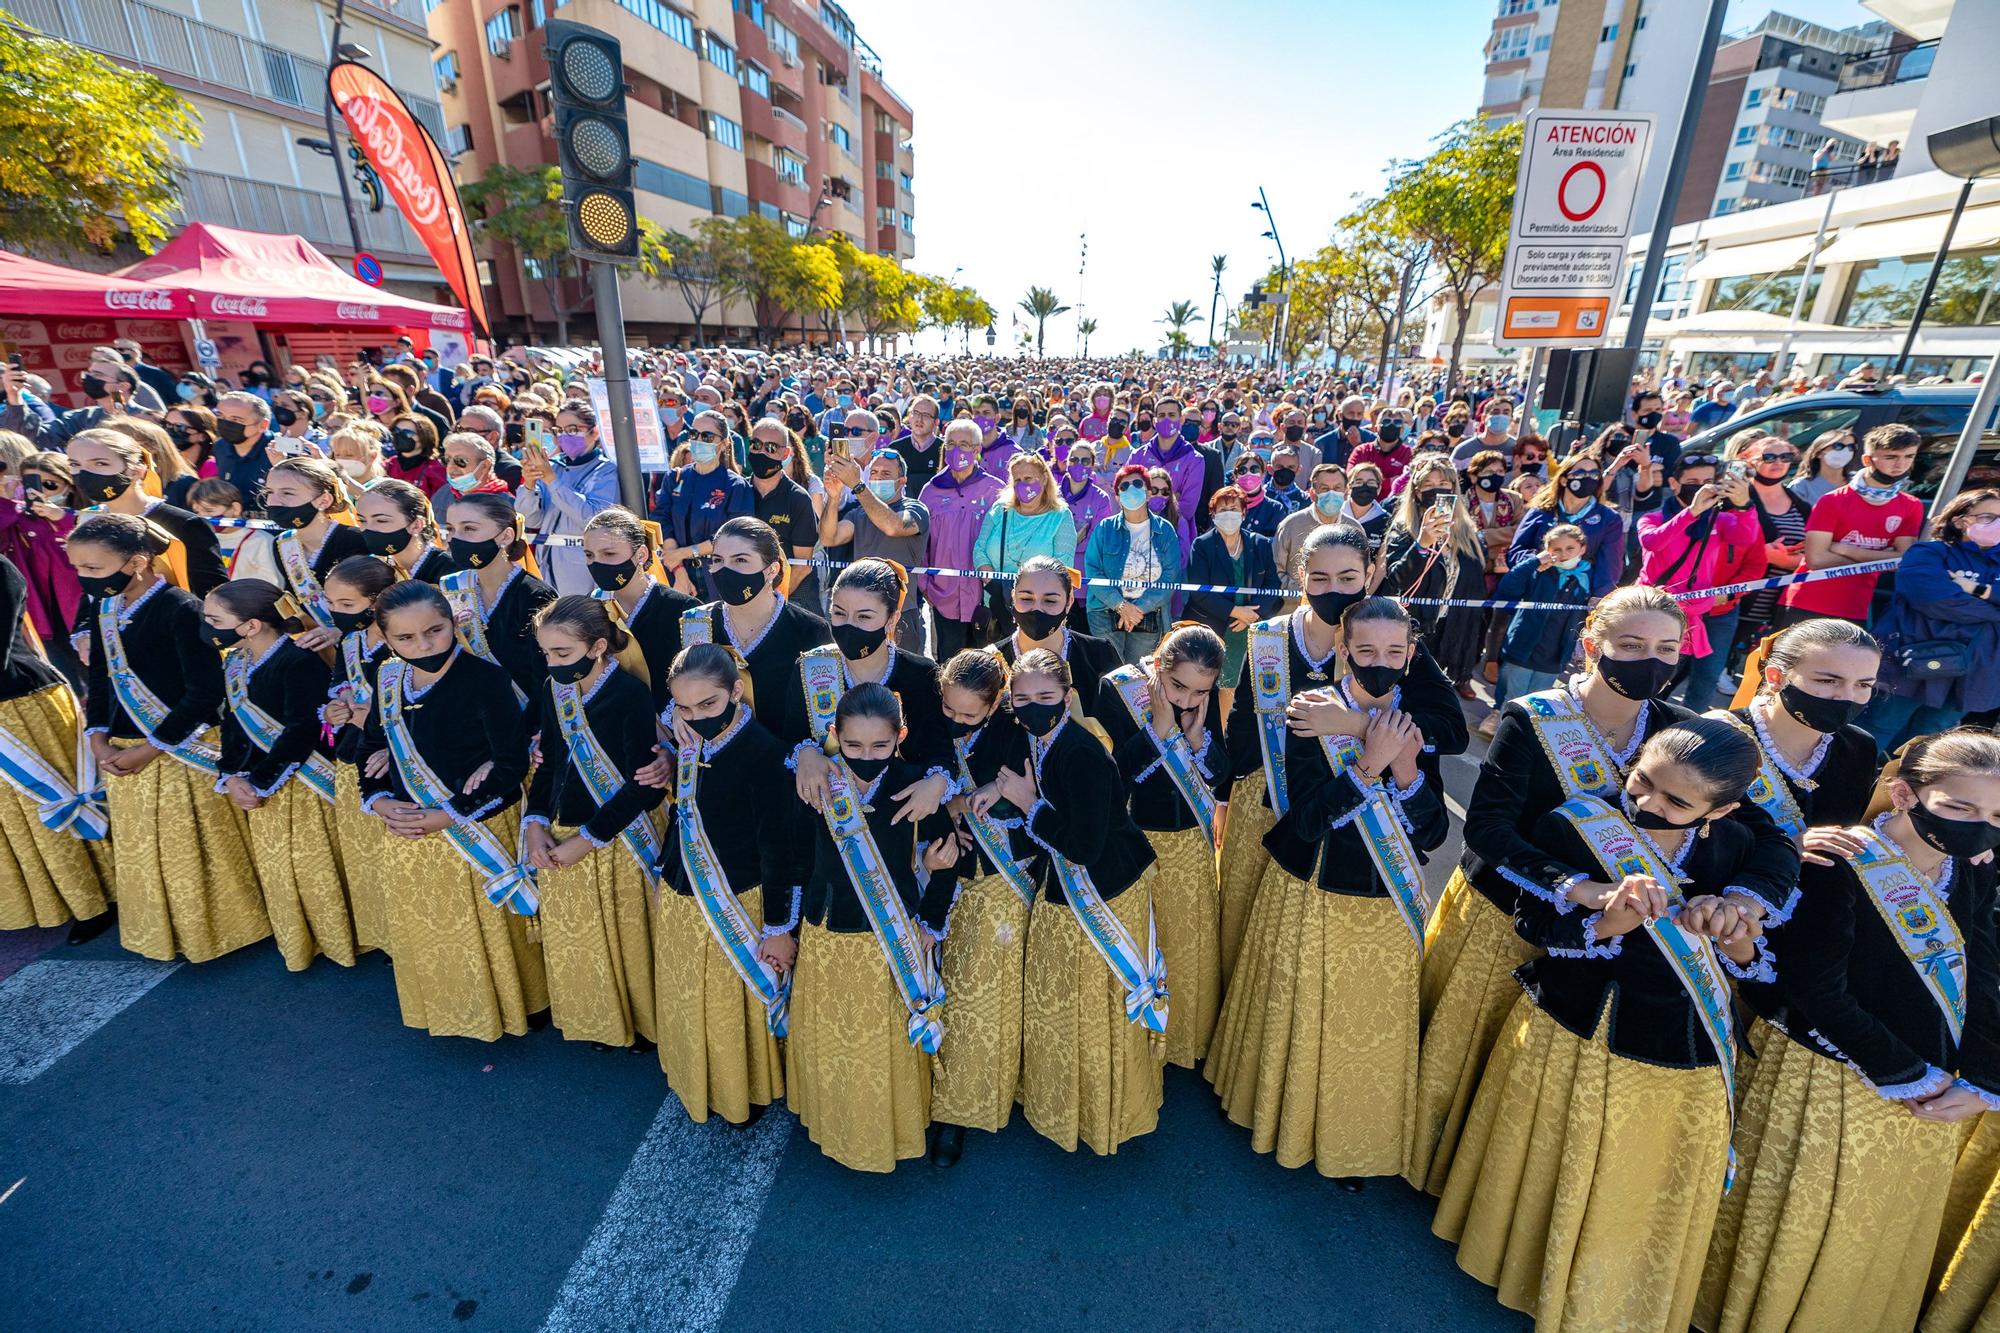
[1217,768,1275,979]
[0,684,112,928]
[1206,865,1419,1179]
[333,762,390,955]
[1407,868,1539,1194]
[932,871,1033,1132]
[1434,996,1732,1333]
[654,887,783,1125]
[108,736,268,964]
[1926,1113,2000,1333]
[1148,824,1220,1068]
[785,919,931,1172]
[249,775,353,971]
[379,809,549,1041]
[537,823,658,1047]
[1695,1020,1958,1333]
[1021,871,1164,1156]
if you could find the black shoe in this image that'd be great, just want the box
[1333,1176,1366,1194]
[66,907,115,946]
[929,1123,966,1168]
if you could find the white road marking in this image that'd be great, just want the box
[0,1177,22,1206]
[540,1102,792,1333]
[0,959,179,1084]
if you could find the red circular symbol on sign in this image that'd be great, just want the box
[1557,161,1607,222]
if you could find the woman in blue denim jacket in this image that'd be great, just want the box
[1859,488,2000,749]
[1083,463,1185,664]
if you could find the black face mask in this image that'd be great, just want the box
[1565,474,1600,498]
[1777,682,1864,733]
[400,646,455,673]
[217,418,250,445]
[77,569,134,601]
[1348,484,1380,508]
[686,699,738,742]
[80,372,111,400]
[1283,424,1305,443]
[363,527,414,557]
[273,406,298,429]
[1307,587,1365,627]
[330,607,375,636]
[1907,799,2000,858]
[449,536,502,571]
[392,429,422,456]
[1012,699,1066,738]
[748,454,785,479]
[943,714,985,741]
[588,558,637,593]
[831,621,888,661]
[264,501,320,531]
[1271,466,1297,490]
[1624,792,1685,831]
[1475,473,1503,493]
[1636,411,1663,429]
[1107,421,1127,439]
[1014,606,1066,641]
[844,754,892,783]
[1375,423,1403,445]
[1596,653,1675,701]
[1446,422,1466,438]
[1179,422,1201,444]
[710,565,767,606]
[199,622,243,650]
[548,655,597,686]
[1350,662,1405,697]
[75,470,133,504]
[1678,482,1705,505]
[787,412,809,433]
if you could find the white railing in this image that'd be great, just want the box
[770,105,808,134]
[178,167,425,258]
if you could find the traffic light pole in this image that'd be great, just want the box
[590,261,646,512]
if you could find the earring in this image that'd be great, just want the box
[1698,819,1711,839]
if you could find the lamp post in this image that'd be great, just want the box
[800,180,832,348]
[1253,190,1289,376]
[321,0,368,258]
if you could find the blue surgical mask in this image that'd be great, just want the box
[446,471,479,495]
[690,441,720,465]
[867,479,898,503]
[838,393,854,408]
[176,382,199,402]
[1119,484,1147,511]
[1314,490,1342,517]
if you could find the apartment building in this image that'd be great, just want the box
[1818,0,1988,181]
[14,0,450,298]
[429,0,915,343]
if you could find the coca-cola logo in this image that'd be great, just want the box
[431,310,468,329]
[336,303,381,321]
[102,289,173,312]
[337,92,444,227]
[210,295,269,317]
[0,321,44,343]
[119,320,178,340]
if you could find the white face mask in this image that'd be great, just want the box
[337,457,369,480]
[1211,511,1244,535]
[1823,448,1853,469]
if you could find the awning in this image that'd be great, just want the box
[1815,205,2000,265]
[113,223,470,332]
[1686,235,1817,281]
[0,250,191,319]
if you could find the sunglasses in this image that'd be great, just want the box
[1759,451,1797,464]
[1679,453,1721,469]
[20,476,61,492]
[1054,436,1078,447]
[693,429,724,443]
[1147,486,1171,497]
[749,438,788,454]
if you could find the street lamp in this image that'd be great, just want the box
[1253,191,1290,375]
[321,0,367,258]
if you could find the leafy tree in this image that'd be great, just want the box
[460,165,576,343]
[956,291,995,353]
[1159,299,1201,359]
[0,12,200,253]
[1018,285,1071,358]
[1338,198,1431,385]
[1078,316,1098,358]
[1207,255,1227,347]
[656,219,733,346]
[836,243,922,351]
[775,238,842,345]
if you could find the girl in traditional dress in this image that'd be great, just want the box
[203,578,353,970]
[438,491,557,720]
[652,643,793,1125]
[359,580,548,1040]
[1092,622,1230,1068]
[354,477,453,585]
[678,517,827,735]
[1209,596,1447,1185]
[998,648,1164,1155]
[69,512,266,962]
[0,551,113,941]
[580,506,696,710]
[1700,727,2000,1333]
[320,553,395,956]
[779,681,960,1172]
[1436,716,1771,1332]
[520,595,666,1049]
[64,427,228,597]
[928,648,1033,1167]
[228,457,368,650]
[992,554,1120,716]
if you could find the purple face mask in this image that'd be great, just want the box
[972,415,996,433]
[555,430,592,459]
[1014,480,1043,504]
[1156,418,1179,438]
[1147,495,1168,514]
[947,447,976,472]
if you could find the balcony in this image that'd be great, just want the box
[1859,0,1956,41]
[177,168,429,262]
[15,0,446,141]
[1820,40,1934,144]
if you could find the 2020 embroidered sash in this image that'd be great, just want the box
[680,603,714,647]
[798,647,844,751]
[101,595,222,776]
[0,696,107,839]
[952,734,1036,908]
[674,741,789,1036]
[1319,733,1430,950]
[551,674,663,886]
[224,650,337,804]
[1108,664,1217,842]
[273,530,335,629]
[1524,688,1625,800]
[1853,825,1967,1043]
[378,658,538,917]
[1708,709,1810,839]
[1248,617,1293,817]
[440,569,527,706]
[820,758,945,1052]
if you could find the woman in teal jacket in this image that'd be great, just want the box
[1083,463,1185,664]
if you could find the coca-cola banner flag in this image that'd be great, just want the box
[327,60,489,335]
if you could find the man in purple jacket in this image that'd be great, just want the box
[1133,394,1207,525]
[918,419,1004,659]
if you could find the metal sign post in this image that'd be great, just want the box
[590,262,646,512]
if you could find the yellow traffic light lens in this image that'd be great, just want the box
[577,190,633,249]
[560,39,619,104]
[568,116,624,179]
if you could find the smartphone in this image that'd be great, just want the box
[1430,494,1454,517]
[523,419,550,453]
[272,436,307,459]
[826,422,849,462]
[7,354,21,370]
[1725,459,1751,484]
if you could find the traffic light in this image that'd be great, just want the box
[544,20,637,262]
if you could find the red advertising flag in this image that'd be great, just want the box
[327,60,490,335]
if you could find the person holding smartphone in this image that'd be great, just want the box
[1384,460,1488,693]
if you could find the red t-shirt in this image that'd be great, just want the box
[1782,485,1923,618]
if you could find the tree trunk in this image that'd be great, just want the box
[1447,288,1472,391]
[543,275,569,347]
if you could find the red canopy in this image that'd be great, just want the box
[0,249,190,319]
[114,223,470,332]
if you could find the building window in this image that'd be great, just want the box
[775,150,806,186]
[828,123,852,154]
[633,159,713,210]
[1711,268,1821,316]
[702,32,736,75]
[610,0,695,48]
[1532,34,1551,51]
[434,50,460,82]
[874,160,891,179]
[1492,25,1530,61]
[1600,23,1617,40]
[1723,161,1745,180]
[733,0,765,22]
[1840,252,2000,328]
[819,3,853,44]
[1713,197,1737,215]
[1498,0,1533,13]
[425,0,444,11]
[446,124,473,155]
[899,171,912,193]
[527,0,546,25]
[1744,87,1764,107]
[766,18,798,62]
[706,113,743,151]
[485,7,520,54]
[876,205,894,226]
[900,211,914,233]
[781,211,808,239]
[1733,126,1753,145]
[740,62,769,98]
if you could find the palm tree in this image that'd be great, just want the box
[1159,300,1200,359]
[1077,316,1098,358]
[1018,286,1072,358]
[1207,254,1227,347]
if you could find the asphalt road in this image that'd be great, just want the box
[0,710,1517,1333]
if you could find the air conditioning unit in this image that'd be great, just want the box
[780,50,800,68]
[493,37,512,59]
[440,76,459,94]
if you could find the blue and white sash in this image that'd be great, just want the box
[1248,617,1293,816]
[273,530,335,629]
[820,757,945,1053]
[551,672,663,886]
[1523,688,1625,800]
[1853,826,1967,1043]
[440,569,527,706]
[224,649,337,803]
[798,646,845,751]
[1319,733,1431,950]
[951,733,1036,908]
[1707,709,1810,840]
[674,740,789,1036]
[0,692,107,839]
[337,630,377,717]
[1107,664,1216,842]
[101,594,222,776]
[378,658,538,917]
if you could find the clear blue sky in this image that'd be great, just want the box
[846,0,1880,355]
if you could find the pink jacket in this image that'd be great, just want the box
[1636,502,1765,658]
[0,498,82,639]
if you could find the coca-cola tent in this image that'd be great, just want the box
[0,250,190,319]
[113,223,470,332]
